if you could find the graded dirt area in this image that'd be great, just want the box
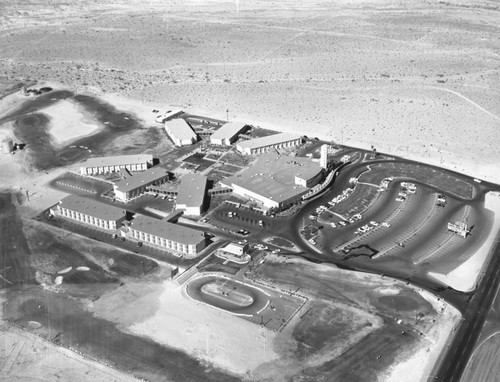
[0,320,138,382]
[253,254,460,382]
[87,253,459,381]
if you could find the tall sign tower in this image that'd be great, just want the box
[320,144,328,169]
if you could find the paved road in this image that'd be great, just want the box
[429,238,500,382]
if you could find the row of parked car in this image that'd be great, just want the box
[330,213,363,228]
[328,187,354,207]
[396,182,417,202]
[308,188,357,221]
[354,220,390,235]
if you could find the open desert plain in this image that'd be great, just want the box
[0,1,500,382]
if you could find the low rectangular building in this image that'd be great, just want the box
[164,119,198,147]
[210,122,250,146]
[54,195,126,230]
[236,133,302,155]
[176,173,208,216]
[221,242,248,257]
[80,154,153,175]
[129,214,206,255]
[113,167,170,202]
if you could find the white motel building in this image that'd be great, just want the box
[54,194,127,230]
[79,154,154,176]
[128,214,206,255]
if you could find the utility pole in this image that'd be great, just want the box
[226,109,229,121]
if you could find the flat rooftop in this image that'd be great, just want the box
[237,132,301,150]
[223,153,322,203]
[210,122,248,140]
[130,214,205,245]
[165,119,197,140]
[114,167,170,193]
[59,194,126,221]
[176,173,208,207]
[81,154,153,168]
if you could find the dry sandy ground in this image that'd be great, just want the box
[1,0,498,182]
[0,327,138,382]
[90,278,281,376]
[382,289,461,382]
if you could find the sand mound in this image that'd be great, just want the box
[38,100,103,147]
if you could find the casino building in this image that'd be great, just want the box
[220,153,324,209]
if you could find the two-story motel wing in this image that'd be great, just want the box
[209,122,250,146]
[79,154,154,175]
[235,132,302,155]
[113,167,170,202]
[175,173,208,216]
[54,194,126,230]
[164,119,198,147]
[129,214,206,255]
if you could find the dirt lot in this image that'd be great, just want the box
[249,254,458,381]
[0,322,138,382]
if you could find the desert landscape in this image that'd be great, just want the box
[1,0,499,181]
[1,1,499,381]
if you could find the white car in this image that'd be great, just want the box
[370,221,379,226]
[382,222,391,228]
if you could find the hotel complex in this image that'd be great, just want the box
[128,214,206,255]
[236,133,302,155]
[79,154,153,175]
[164,119,198,147]
[54,195,126,230]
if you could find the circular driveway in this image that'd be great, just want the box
[186,274,269,315]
